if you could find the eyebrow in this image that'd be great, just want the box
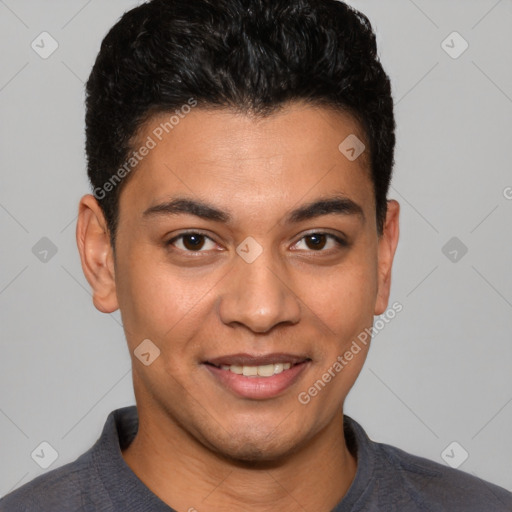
[143,194,365,224]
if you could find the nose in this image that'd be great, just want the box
[217,246,301,333]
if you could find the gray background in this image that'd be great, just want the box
[1,0,511,497]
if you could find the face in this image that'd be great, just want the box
[77,102,399,462]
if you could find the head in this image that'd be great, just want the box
[77,0,399,462]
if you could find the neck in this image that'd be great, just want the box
[122,404,357,512]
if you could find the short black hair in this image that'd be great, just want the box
[85,0,395,245]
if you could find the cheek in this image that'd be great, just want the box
[295,254,378,345]
[298,261,375,408]
[115,250,218,347]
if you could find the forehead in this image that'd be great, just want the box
[119,102,375,224]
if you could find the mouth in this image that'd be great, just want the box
[203,353,311,399]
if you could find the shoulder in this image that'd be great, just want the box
[375,440,512,510]
[343,416,512,511]
[0,452,105,512]
[0,406,135,512]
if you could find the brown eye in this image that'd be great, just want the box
[167,232,216,252]
[305,233,328,250]
[293,232,347,252]
[182,234,205,250]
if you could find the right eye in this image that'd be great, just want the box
[166,232,218,252]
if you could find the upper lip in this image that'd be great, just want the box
[205,353,310,367]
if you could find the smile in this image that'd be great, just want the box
[214,362,293,377]
[203,354,311,399]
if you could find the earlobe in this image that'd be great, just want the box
[374,199,400,315]
[76,194,119,313]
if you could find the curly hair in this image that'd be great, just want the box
[85,0,395,244]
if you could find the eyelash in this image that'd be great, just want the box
[166,230,348,254]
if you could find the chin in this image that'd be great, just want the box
[217,440,295,464]
[205,423,305,464]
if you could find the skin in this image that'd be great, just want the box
[76,102,400,512]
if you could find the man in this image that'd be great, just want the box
[1,0,511,510]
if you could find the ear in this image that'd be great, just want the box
[76,194,119,313]
[374,199,400,315]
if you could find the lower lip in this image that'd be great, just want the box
[204,362,309,400]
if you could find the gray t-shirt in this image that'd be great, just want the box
[1,406,511,511]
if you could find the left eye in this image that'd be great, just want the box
[292,233,346,251]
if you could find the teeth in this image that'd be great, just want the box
[219,362,295,377]
[257,364,275,377]
[242,366,258,376]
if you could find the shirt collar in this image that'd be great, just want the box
[91,405,375,511]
